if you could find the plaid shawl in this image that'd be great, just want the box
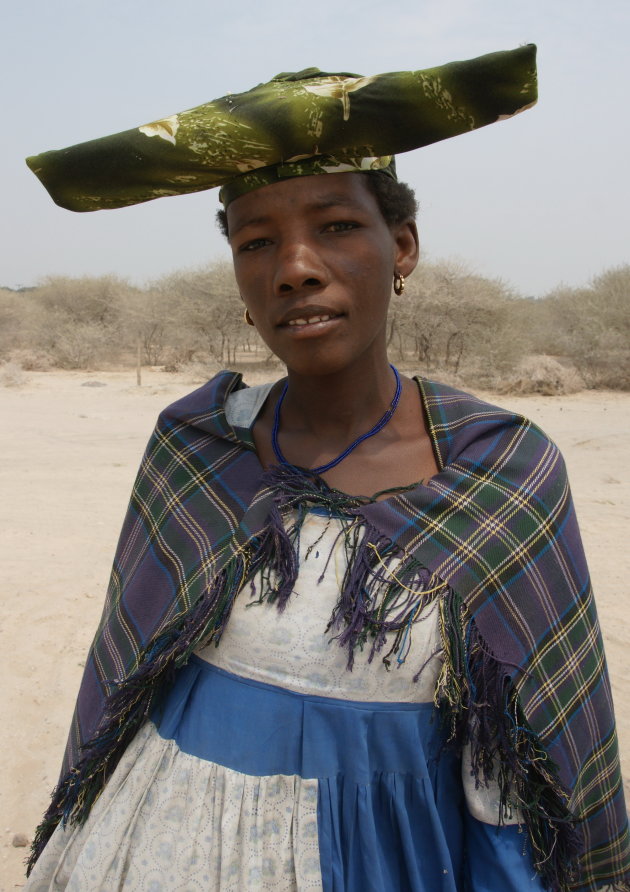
[30,372,629,891]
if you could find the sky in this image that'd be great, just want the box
[3,0,629,297]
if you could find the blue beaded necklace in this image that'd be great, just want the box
[271,365,402,474]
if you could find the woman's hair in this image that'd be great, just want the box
[215,172,418,238]
[362,173,418,228]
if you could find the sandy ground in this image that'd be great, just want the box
[1,368,629,889]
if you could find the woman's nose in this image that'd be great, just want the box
[273,240,328,294]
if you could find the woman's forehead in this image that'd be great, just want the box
[226,172,376,231]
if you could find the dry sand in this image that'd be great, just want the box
[1,368,629,889]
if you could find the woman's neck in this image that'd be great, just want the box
[251,361,440,496]
[281,356,397,443]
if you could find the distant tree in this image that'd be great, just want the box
[388,260,523,382]
[153,261,262,366]
[0,292,20,358]
[534,265,630,387]
[0,275,132,368]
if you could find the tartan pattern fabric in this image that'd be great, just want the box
[61,370,263,775]
[39,372,628,890]
[363,380,630,889]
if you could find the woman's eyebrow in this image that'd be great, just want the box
[228,214,271,239]
[307,195,363,212]
[230,195,363,239]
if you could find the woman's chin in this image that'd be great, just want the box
[259,323,388,379]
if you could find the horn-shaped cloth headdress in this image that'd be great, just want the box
[26,45,537,210]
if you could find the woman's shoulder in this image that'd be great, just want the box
[158,371,279,421]
[145,371,279,453]
[158,370,244,423]
[415,375,564,477]
[416,375,530,426]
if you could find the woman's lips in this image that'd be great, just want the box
[280,312,343,336]
[287,313,334,327]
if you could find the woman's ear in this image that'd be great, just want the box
[393,219,420,278]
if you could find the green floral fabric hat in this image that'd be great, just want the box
[26,45,537,211]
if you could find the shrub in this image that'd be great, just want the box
[0,361,28,388]
[499,355,585,396]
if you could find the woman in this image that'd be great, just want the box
[24,48,630,890]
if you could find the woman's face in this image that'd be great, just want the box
[226,173,418,377]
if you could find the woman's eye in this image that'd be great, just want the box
[239,237,270,253]
[325,221,359,233]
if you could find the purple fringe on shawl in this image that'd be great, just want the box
[261,464,447,672]
[435,603,584,890]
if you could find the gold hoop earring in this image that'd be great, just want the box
[393,272,405,296]
[243,308,255,326]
